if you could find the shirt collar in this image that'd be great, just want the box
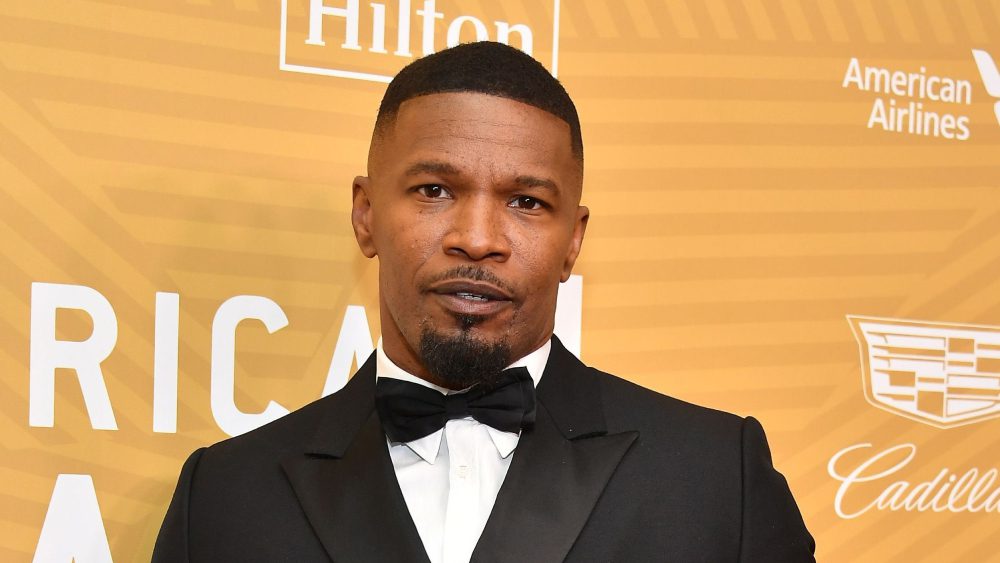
[375,338,550,463]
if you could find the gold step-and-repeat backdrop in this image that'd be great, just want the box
[3,1,999,561]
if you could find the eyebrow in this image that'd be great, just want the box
[403,161,460,177]
[514,175,559,193]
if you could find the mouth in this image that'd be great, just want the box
[428,280,513,317]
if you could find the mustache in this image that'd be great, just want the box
[422,265,514,294]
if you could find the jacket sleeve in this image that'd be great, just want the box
[738,417,816,562]
[152,447,206,563]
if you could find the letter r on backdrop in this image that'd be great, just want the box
[29,283,118,430]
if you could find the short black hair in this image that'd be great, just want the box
[375,41,583,163]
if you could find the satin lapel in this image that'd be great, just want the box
[280,357,430,563]
[471,338,639,563]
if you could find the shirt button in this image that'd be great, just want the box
[456,465,469,479]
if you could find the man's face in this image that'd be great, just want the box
[352,92,587,387]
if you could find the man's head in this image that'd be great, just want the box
[374,41,583,165]
[352,41,588,389]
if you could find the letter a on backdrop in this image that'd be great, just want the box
[33,474,113,563]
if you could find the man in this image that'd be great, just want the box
[153,41,814,562]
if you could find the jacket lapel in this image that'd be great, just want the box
[471,338,639,563]
[280,356,430,563]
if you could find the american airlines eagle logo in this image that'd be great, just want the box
[971,49,1000,126]
[847,316,1000,429]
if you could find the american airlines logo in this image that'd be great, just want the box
[971,49,1000,126]
[841,57,973,141]
[279,0,562,83]
[847,315,1000,429]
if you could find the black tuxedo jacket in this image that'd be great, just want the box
[153,338,814,562]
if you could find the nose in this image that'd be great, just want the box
[442,195,510,262]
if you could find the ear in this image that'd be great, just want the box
[560,205,589,282]
[352,176,377,258]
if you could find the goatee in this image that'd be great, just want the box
[419,323,512,390]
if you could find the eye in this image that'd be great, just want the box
[415,184,451,199]
[509,195,545,211]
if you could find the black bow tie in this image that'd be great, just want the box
[375,367,537,443]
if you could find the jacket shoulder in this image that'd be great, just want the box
[592,367,744,437]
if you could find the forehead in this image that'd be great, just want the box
[372,92,579,182]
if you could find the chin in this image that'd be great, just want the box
[418,323,513,389]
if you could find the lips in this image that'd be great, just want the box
[430,280,511,300]
[428,279,513,316]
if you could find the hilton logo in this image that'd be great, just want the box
[280,0,562,83]
[848,315,1000,428]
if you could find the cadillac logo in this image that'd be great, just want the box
[847,315,1000,428]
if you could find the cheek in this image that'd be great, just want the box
[536,219,574,263]
[381,211,441,280]
[513,226,568,292]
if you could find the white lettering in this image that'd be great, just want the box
[877,479,909,511]
[416,0,444,55]
[33,474,113,563]
[29,283,118,430]
[843,56,973,106]
[211,295,290,437]
[842,57,862,89]
[867,97,888,130]
[25,278,586,432]
[828,443,915,519]
[909,469,948,510]
[322,305,374,397]
[152,292,179,433]
[394,0,413,56]
[829,443,1000,518]
[968,469,997,511]
[890,70,907,96]
[370,2,388,54]
[288,0,545,79]
[926,75,941,101]
[306,0,362,50]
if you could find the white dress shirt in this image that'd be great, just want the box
[375,340,550,563]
